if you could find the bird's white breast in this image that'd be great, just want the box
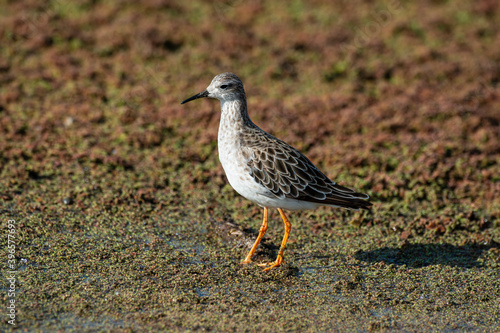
[218,119,264,202]
[217,108,319,211]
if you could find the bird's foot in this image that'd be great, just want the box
[256,262,272,267]
[258,256,284,271]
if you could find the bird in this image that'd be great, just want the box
[181,73,372,271]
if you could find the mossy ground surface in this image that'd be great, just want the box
[1,0,499,331]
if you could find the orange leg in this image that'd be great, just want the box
[241,207,269,264]
[261,208,291,271]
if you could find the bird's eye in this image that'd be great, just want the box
[220,84,229,89]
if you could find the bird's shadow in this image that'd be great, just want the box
[355,242,498,268]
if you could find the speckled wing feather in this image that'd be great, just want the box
[242,127,372,210]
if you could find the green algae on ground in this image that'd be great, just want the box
[0,0,499,331]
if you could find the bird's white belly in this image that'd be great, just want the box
[218,142,319,211]
[219,147,267,202]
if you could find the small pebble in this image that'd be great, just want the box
[63,197,73,205]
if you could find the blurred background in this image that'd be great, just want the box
[0,0,499,331]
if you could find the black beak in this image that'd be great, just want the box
[181,90,209,104]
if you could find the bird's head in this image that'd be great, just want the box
[181,72,245,105]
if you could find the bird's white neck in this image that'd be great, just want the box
[219,98,252,135]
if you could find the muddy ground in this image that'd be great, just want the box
[0,0,499,331]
